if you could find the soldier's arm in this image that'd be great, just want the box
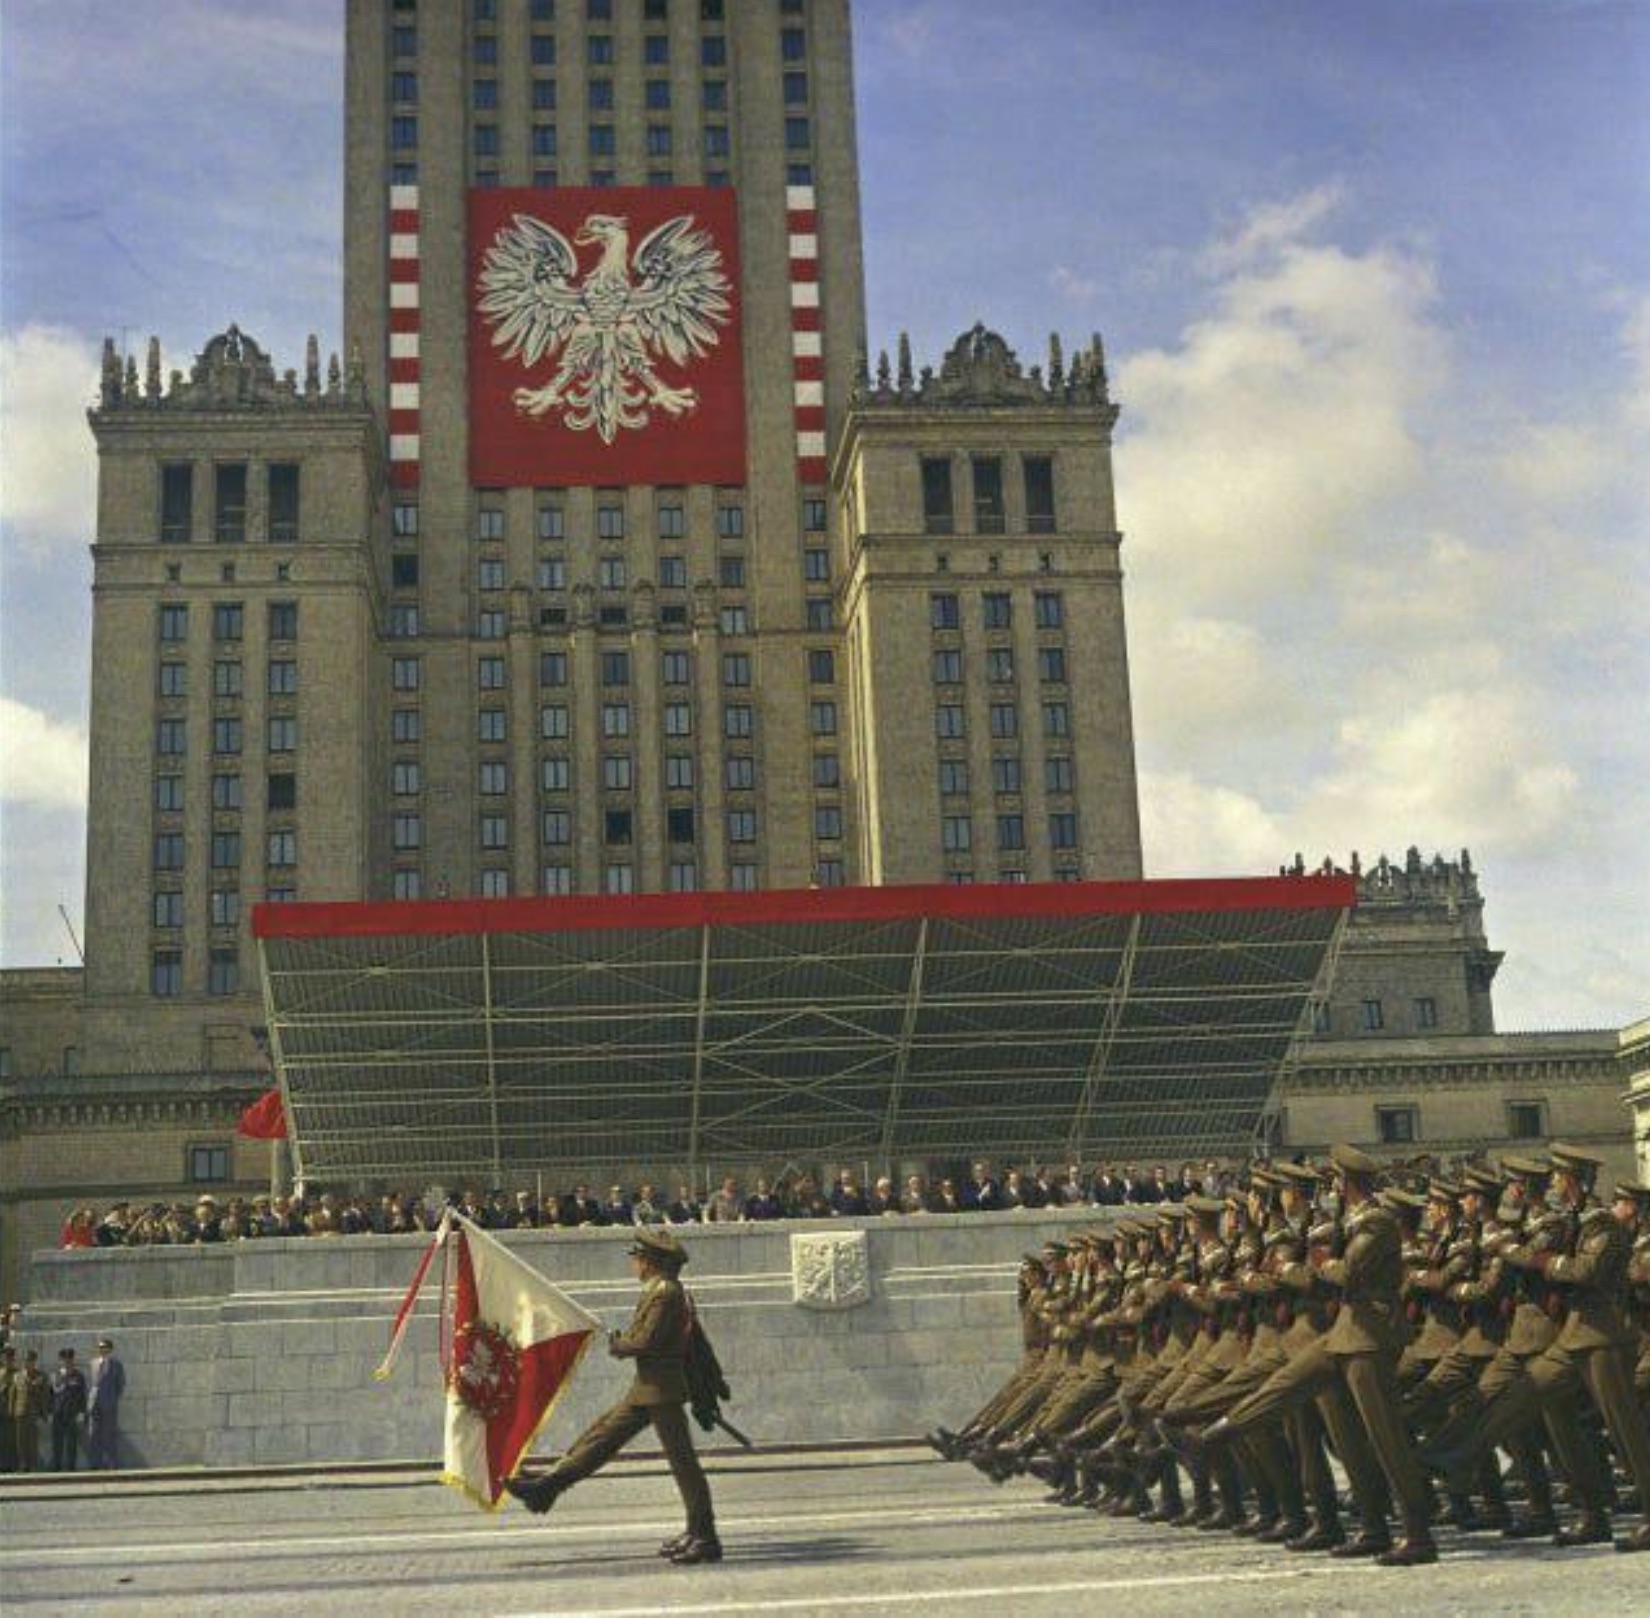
[610,1286,674,1357]
[1544,1221,1622,1289]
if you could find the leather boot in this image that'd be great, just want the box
[669,1535,724,1565]
[1378,1520,1439,1566]
[1616,1522,1650,1554]
[1285,1517,1345,1552]
[1329,1526,1393,1558]
[503,1472,565,1515]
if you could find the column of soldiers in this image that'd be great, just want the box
[927,1142,1650,1565]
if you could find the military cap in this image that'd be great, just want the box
[627,1228,688,1269]
[1460,1165,1503,1195]
[1329,1143,1383,1178]
[1380,1189,1428,1214]
[1549,1142,1607,1171]
[1426,1178,1463,1202]
[1613,1181,1650,1206]
[1270,1161,1322,1187]
[1499,1153,1552,1180]
[1185,1195,1226,1218]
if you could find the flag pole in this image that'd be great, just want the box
[375,1209,453,1381]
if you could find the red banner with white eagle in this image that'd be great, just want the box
[468,187,746,487]
[376,1212,602,1511]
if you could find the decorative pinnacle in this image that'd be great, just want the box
[875,348,891,391]
[145,337,162,400]
[304,334,321,396]
[896,331,914,393]
[1047,332,1064,390]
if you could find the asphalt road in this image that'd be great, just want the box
[4,1449,1648,1617]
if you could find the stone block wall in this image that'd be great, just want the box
[18,1209,1110,1469]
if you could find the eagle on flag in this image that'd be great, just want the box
[476,210,732,444]
[377,1213,602,1510]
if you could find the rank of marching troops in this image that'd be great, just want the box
[927,1142,1650,1565]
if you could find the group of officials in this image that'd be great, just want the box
[930,1142,1650,1565]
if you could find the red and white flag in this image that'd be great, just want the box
[376,1213,602,1510]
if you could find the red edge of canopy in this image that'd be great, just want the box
[252,875,1356,943]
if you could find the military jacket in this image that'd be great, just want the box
[1319,1200,1405,1357]
[610,1275,691,1406]
[1547,1206,1636,1351]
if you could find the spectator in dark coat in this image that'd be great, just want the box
[49,1349,87,1471]
[742,1178,784,1220]
[961,1162,1000,1212]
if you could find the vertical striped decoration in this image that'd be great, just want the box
[387,184,421,488]
[786,183,826,486]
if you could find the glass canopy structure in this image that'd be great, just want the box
[254,876,1352,1189]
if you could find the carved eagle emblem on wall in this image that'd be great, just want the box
[476,211,732,443]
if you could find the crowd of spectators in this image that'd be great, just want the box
[56,1159,1296,1249]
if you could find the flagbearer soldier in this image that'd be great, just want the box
[505,1229,721,1565]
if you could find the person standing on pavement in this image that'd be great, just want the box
[8,1349,49,1472]
[87,1337,126,1469]
[49,1348,88,1470]
[503,1229,721,1565]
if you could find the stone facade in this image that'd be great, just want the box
[15,1210,1103,1467]
[1624,1015,1650,1181]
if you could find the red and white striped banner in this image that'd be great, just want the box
[388,183,421,487]
[786,183,826,487]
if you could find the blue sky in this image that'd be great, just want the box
[2,0,1646,1030]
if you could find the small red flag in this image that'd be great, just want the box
[237,1087,288,1140]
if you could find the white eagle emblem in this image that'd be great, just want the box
[477,211,732,443]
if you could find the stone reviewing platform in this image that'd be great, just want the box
[20,1208,1112,1468]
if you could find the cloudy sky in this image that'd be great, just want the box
[2,0,1645,1030]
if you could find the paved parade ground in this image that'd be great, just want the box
[5,1448,1648,1618]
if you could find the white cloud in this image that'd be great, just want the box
[1050,264,1100,303]
[1140,772,1285,877]
[1205,182,1346,272]
[0,696,88,810]
[0,325,100,557]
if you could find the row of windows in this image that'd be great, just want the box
[154,889,245,930]
[387,861,769,901]
[931,646,1066,685]
[159,602,298,644]
[447,67,809,113]
[937,756,1075,797]
[941,813,1078,854]
[395,499,823,542]
[934,702,1072,741]
[391,553,753,598]
[1314,996,1441,1034]
[157,717,299,756]
[153,830,297,872]
[388,748,840,799]
[931,591,1064,631]
[156,660,298,698]
[390,803,810,854]
[155,774,295,813]
[159,464,299,546]
[922,455,1055,536]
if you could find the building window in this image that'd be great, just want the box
[604,808,633,846]
[481,868,510,898]
[157,718,187,756]
[477,608,506,639]
[804,547,829,582]
[921,457,955,534]
[664,701,692,736]
[393,502,419,540]
[393,813,423,852]
[390,604,420,638]
[646,80,671,114]
[1023,455,1055,533]
[1042,702,1070,739]
[716,503,744,538]
[211,772,242,811]
[473,78,498,111]
[986,647,1015,684]
[666,753,695,789]
[662,650,690,684]
[160,464,193,543]
[540,651,568,687]
[392,656,421,691]
[213,602,244,641]
[935,704,965,739]
[813,804,842,840]
[268,659,298,696]
[543,811,572,846]
[210,831,242,870]
[152,950,183,996]
[601,702,631,738]
[598,555,627,590]
[159,661,188,698]
[982,592,1012,630]
[989,703,1018,739]
[541,704,569,739]
[393,869,423,900]
[267,463,300,543]
[268,830,297,868]
[155,775,185,811]
[479,761,508,796]
[1049,813,1078,849]
[668,860,698,892]
[1507,1101,1545,1140]
[657,503,685,539]
[942,815,972,853]
[659,555,688,589]
[725,755,755,790]
[1361,998,1385,1032]
[268,600,298,640]
[665,805,696,844]
[602,755,632,792]
[808,649,835,683]
[478,708,506,742]
[728,809,757,843]
[1033,590,1064,629]
[722,652,751,687]
[531,33,556,66]
[210,888,240,928]
[1414,997,1439,1030]
[724,703,753,739]
[1376,1105,1417,1145]
[392,761,421,795]
[1045,756,1073,794]
[539,556,567,591]
[540,757,569,792]
[542,865,572,895]
[478,657,506,690]
[152,890,184,929]
[477,557,506,592]
[997,814,1025,852]
[813,752,840,789]
[810,700,837,736]
[533,80,557,111]
[603,863,634,895]
[391,115,418,149]
[1311,1002,1333,1035]
[208,949,239,997]
[971,457,1005,534]
[992,756,1021,795]
[784,70,808,105]
[267,716,297,753]
[718,554,746,589]
[480,815,509,850]
[704,124,730,158]
[938,758,969,797]
[781,26,806,60]
[160,603,189,642]
[804,598,832,631]
[212,717,243,755]
[392,708,421,743]
[720,605,749,635]
[1038,646,1067,684]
